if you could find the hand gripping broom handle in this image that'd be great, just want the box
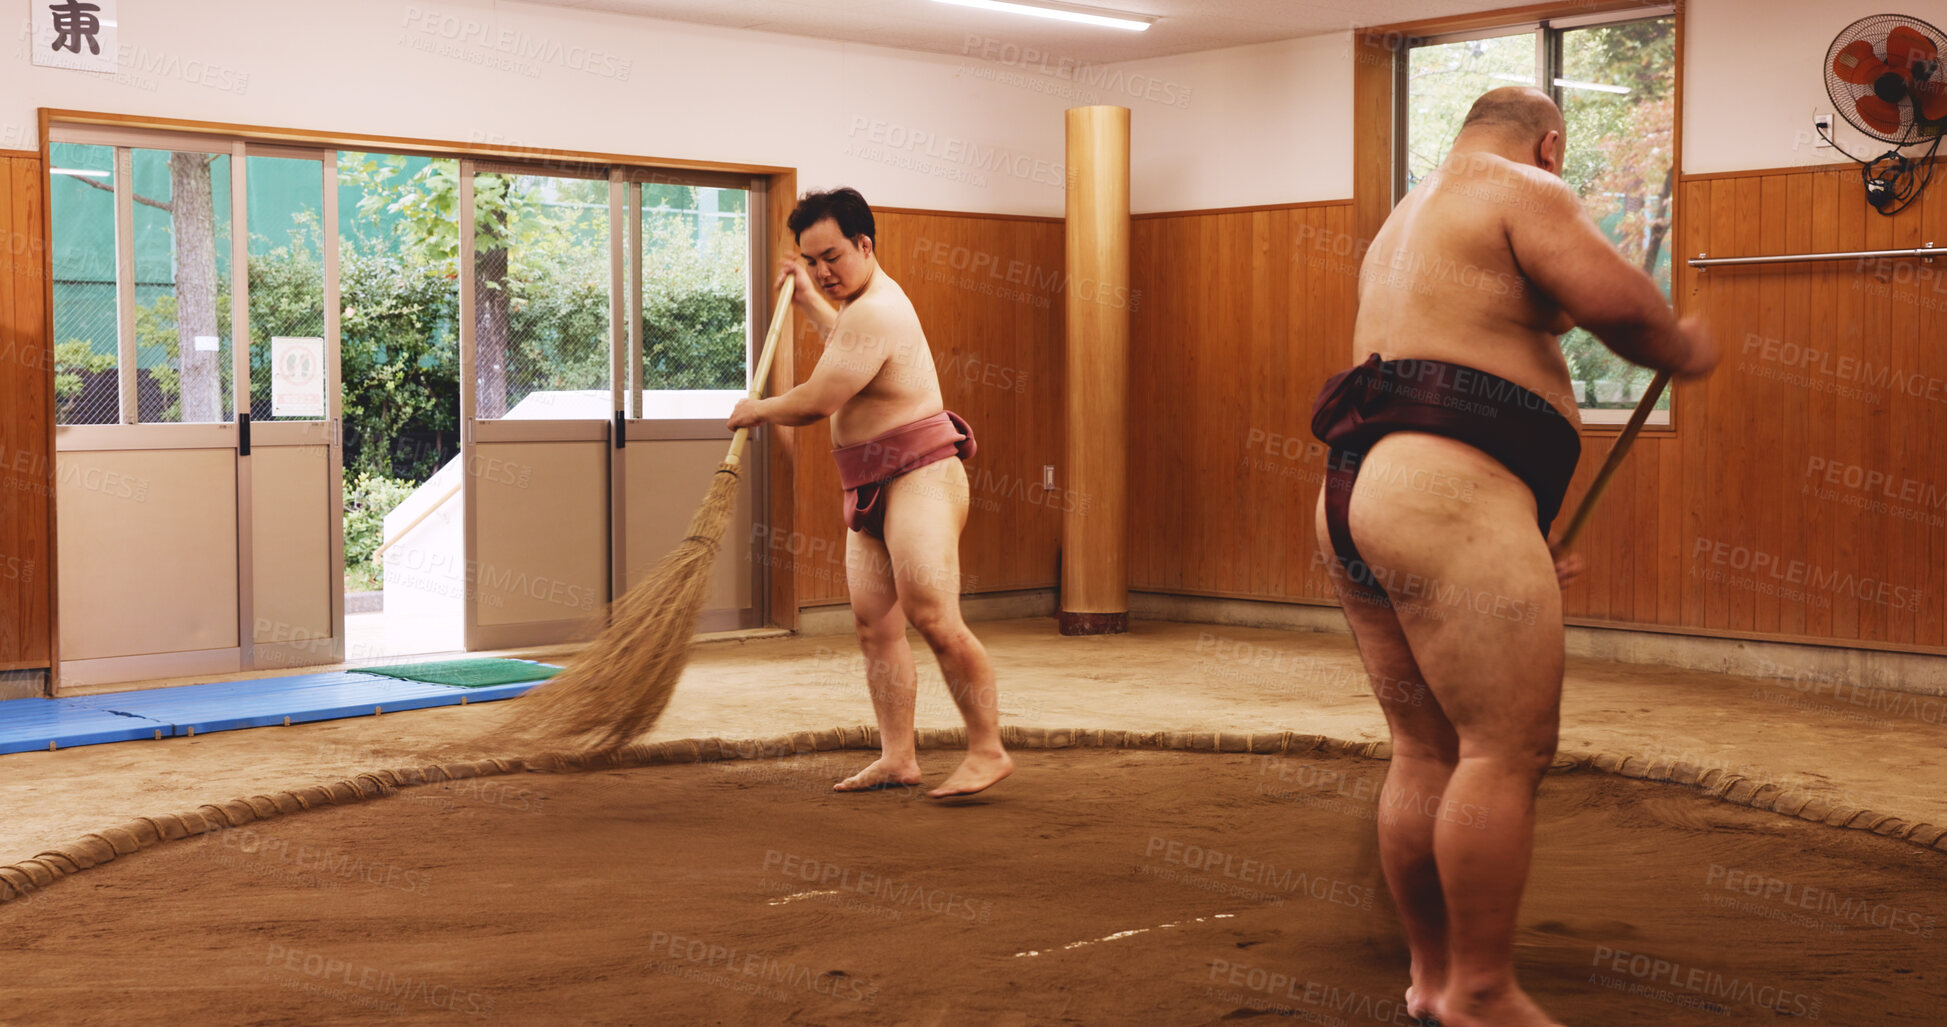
[1555,368,1671,551]
[725,276,795,468]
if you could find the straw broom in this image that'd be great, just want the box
[1554,368,1671,550]
[508,278,794,751]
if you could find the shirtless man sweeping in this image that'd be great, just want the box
[729,187,1013,799]
[1309,88,1717,1026]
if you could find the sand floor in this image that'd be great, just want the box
[1,617,1944,1023]
[3,750,1941,1024]
[4,619,1943,869]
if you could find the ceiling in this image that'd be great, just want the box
[513,0,1537,63]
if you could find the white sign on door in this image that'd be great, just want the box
[271,337,326,419]
[30,0,118,73]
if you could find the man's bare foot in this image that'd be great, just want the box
[1435,983,1563,1027]
[926,749,1013,798]
[1405,961,1446,1023]
[832,757,923,792]
[1406,983,1441,1025]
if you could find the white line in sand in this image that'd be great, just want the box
[1013,913,1238,957]
[768,890,842,906]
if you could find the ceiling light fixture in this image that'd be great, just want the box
[1554,77,1630,95]
[1488,72,1631,95]
[931,0,1155,33]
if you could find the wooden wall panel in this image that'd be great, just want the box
[1559,163,1947,651]
[0,151,54,670]
[1128,201,1360,604]
[786,210,1065,609]
[1121,166,1945,655]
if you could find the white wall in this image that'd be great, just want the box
[1103,0,1942,204]
[1684,0,1947,174]
[7,1,1934,214]
[1086,0,1947,204]
[1101,34,1355,212]
[2,0,1073,215]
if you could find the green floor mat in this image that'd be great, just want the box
[355,658,561,688]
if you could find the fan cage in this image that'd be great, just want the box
[1823,13,1947,145]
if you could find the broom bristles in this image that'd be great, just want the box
[505,461,744,751]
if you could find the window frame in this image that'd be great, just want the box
[1390,5,1680,427]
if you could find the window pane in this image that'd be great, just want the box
[50,142,119,425]
[1557,16,1676,413]
[1405,33,1538,189]
[247,155,328,421]
[132,147,234,423]
[335,153,460,482]
[475,173,612,420]
[640,183,750,417]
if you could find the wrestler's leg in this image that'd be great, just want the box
[1315,489,1459,1024]
[880,458,1012,798]
[1349,432,1565,1027]
[834,524,924,791]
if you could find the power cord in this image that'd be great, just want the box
[1816,119,1943,216]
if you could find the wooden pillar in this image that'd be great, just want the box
[0,149,55,694]
[1058,106,1129,636]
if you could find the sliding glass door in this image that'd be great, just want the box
[456,163,771,649]
[48,127,772,683]
[50,128,343,686]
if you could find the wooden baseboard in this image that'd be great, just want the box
[1125,587,1946,659]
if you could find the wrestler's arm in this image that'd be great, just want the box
[727,305,888,428]
[1507,175,1715,377]
[776,259,840,340]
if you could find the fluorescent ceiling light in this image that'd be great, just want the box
[50,168,110,178]
[1554,77,1629,95]
[931,0,1154,32]
[1488,72,1629,95]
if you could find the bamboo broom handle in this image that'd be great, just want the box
[1555,368,1671,551]
[725,276,795,468]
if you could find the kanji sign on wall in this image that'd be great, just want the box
[31,0,117,72]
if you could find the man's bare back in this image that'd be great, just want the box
[1355,154,1584,427]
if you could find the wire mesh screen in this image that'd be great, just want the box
[246,156,329,421]
[50,142,122,425]
[640,184,750,400]
[473,172,611,420]
[131,147,235,424]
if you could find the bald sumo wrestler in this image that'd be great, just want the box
[1309,88,1719,1026]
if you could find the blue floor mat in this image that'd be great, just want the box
[0,702,172,754]
[0,665,553,755]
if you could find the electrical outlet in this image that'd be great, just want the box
[1814,113,1835,147]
